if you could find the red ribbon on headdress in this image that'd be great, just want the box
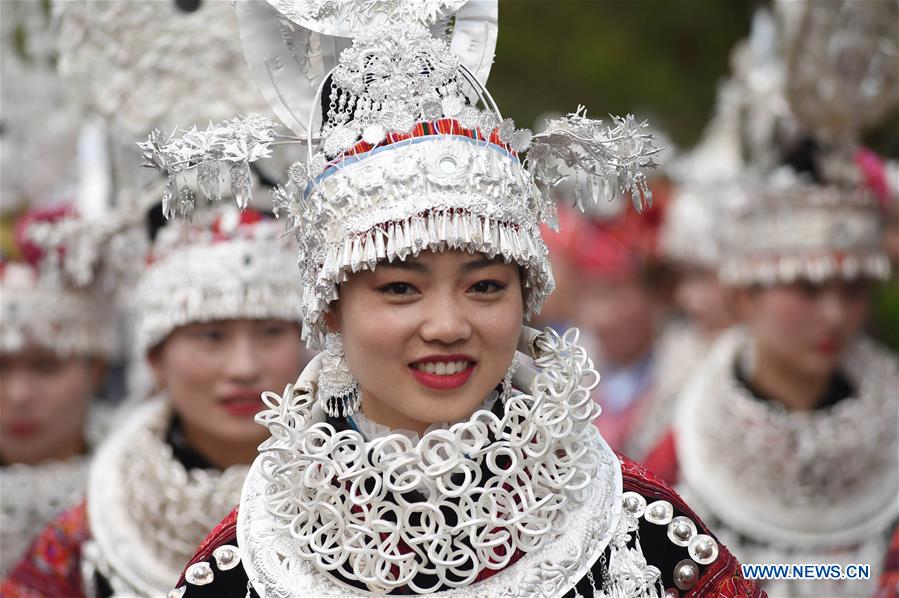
[855,147,890,208]
[210,208,263,239]
[13,204,76,267]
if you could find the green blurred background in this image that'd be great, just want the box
[490,0,762,147]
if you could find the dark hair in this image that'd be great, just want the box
[145,202,167,242]
[781,136,824,184]
[173,0,202,13]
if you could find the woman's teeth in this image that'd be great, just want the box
[412,361,471,375]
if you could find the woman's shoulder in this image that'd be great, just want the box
[613,454,764,597]
[2,500,91,597]
[173,506,249,597]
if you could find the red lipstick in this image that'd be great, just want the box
[218,390,265,418]
[815,338,840,355]
[7,421,39,437]
[409,354,476,391]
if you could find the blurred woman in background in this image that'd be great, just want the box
[0,206,117,575]
[662,4,899,594]
[2,206,310,597]
[672,174,897,597]
[562,193,673,458]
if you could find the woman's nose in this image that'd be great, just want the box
[1,371,34,407]
[418,294,472,345]
[223,333,262,383]
[817,288,857,332]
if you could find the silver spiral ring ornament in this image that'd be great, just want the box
[250,327,607,593]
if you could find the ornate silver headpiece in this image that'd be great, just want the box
[132,205,301,356]
[0,207,128,359]
[712,2,897,286]
[139,0,660,349]
[662,80,746,270]
[44,2,306,359]
[0,262,117,359]
[1,1,83,213]
[661,183,731,269]
[54,0,273,138]
[53,0,297,214]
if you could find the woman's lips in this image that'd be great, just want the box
[6,421,39,437]
[815,338,840,355]
[218,390,264,417]
[409,355,476,390]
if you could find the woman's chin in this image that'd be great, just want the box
[403,393,490,427]
[206,416,267,444]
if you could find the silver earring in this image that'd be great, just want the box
[317,333,361,418]
[500,357,517,403]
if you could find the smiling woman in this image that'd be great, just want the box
[329,251,523,435]
[139,1,762,596]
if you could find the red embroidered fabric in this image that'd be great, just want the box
[1,501,90,598]
[336,118,516,163]
[619,455,764,598]
[876,525,899,598]
[175,506,240,587]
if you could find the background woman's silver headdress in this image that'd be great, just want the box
[0,206,131,359]
[712,1,898,287]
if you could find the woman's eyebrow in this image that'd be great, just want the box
[461,256,505,273]
[379,260,429,273]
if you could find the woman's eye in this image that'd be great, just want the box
[194,329,224,342]
[794,281,820,298]
[468,280,506,294]
[31,358,62,374]
[378,282,418,296]
[259,323,288,337]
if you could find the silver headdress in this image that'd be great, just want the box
[1,1,83,213]
[54,0,273,138]
[0,207,126,359]
[133,205,300,356]
[1,1,123,358]
[0,262,118,359]
[46,1,305,358]
[661,79,745,269]
[140,0,660,350]
[53,0,293,211]
[716,1,897,287]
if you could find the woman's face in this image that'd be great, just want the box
[739,279,871,380]
[674,264,734,336]
[329,250,523,434]
[0,347,101,465]
[576,275,661,367]
[150,319,304,450]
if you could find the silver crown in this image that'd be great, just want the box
[688,2,896,286]
[139,2,661,349]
